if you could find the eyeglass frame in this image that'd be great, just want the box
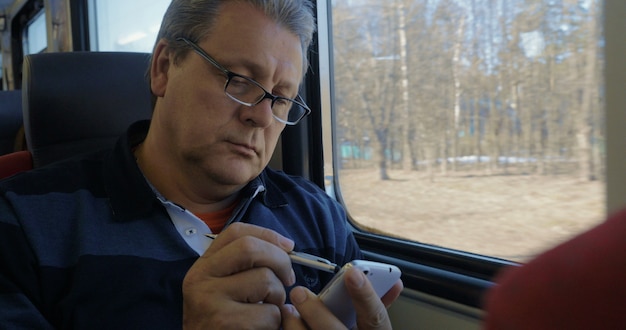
[176,37,311,125]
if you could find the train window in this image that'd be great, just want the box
[88,0,169,52]
[22,10,46,54]
[327,0,604,262]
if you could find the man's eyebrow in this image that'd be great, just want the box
[223,57,264,74]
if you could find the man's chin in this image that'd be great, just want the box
[210,164,260,186]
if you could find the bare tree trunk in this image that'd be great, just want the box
[578,1,599,181]
[396,0,411,172]
[451,15,466,172]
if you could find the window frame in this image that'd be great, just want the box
[306,0,625,309]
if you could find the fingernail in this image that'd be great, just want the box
[283,304,297,315]
[347,269,365,288]
[279,236,295,251]
[288,269,296,286]
[290,286,307,304]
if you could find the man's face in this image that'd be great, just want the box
[151,2,304,188]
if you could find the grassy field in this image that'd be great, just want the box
[338,168,604,262]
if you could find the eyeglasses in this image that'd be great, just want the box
[177,37,311,125]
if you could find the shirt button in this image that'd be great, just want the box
[185,228,197,236]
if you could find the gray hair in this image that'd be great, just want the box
[154,0,316,75]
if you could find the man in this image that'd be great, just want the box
[0,0,402,328]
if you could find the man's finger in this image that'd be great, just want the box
[288,286,347,329]
[201,235,295,285]
[381,280,403,307]
[280,304,309,330]
[344,268,392,330]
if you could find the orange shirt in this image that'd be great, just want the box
[195,200,238,234]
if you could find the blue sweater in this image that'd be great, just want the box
[0,120,361,329]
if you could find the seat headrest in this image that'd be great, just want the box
[22,52,153,168]
[0,90,23,155]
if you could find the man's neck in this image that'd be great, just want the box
[134,139,243,214]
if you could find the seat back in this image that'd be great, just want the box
[0,90,23,156]
[22,52,153,168]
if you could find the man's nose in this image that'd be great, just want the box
[240,98,275,128]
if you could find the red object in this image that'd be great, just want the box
[483,207,626,329]
[0,151,33,180]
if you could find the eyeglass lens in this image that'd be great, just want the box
[225,75,301,123]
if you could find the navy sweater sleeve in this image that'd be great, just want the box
[0,195,55,329]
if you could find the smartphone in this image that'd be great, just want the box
[317,260,401,328]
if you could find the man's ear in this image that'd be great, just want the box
[150,39,171,97]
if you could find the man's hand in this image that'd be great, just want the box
[182,223,296,329]
[281,267,404,329]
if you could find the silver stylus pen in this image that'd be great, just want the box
[205,233,340,273]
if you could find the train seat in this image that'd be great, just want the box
[21,52,153,168]
[0,150,33,179]
[0,90,23,156]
